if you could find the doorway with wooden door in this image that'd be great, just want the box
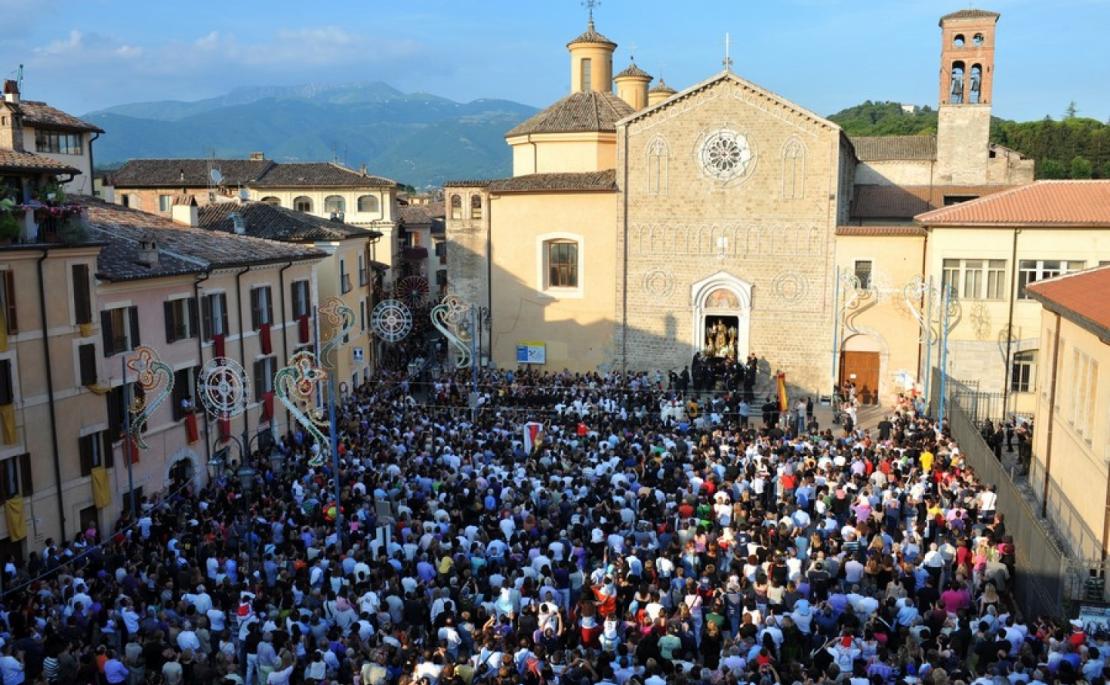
[840,350,881,405]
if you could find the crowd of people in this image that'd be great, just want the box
[0,359,1090,685]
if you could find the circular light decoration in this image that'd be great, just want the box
[395,275,430,307]
[197,357,249,417]
[698,128,754,182]
[371,299,413,343]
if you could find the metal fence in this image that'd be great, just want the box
[937,371,1105,618]
[950,378,1034,427]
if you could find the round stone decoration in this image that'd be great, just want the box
[641,269,675,298]
[371,299,413,343]
[771,271,808,303]
[698,128,754,182]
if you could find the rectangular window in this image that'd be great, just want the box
[360,299,367,333]
[250,287,273,330]
[78,343,97,386]
[986,260,1006,300]
[291,280,310,319]
[0,453,32,500]
[1069,350,1099,438]
[1010,350,1035,392]
[1018,260,1066,299]
[581,58,592,92]
[72,264,92,325]
[158,195,172,212]
[201,293,229,341]
[120,194,131,208]
[853,260,872,290]
[253,357,276,402]
[435,241,447,264]
[1,270,16,334]
[100,306,140,356]
[340,260,352,294]
[0,359,13,405]
[942,195,978,206]
[34,130,82,155]
[962,259,983,299]
[79,431,113,475]
[171,366,198,420]
[163,297,197,343]
[358,254,368,287]
[941,259,960,296]
[547,242,578,289]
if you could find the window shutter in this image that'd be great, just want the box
[164,301,176,344]
[2,271,16,333]
[0,462,9,502]
[101,310,114,356]
[102,432,114,468]
[19,453,31,496]
[73,265,92,325]
[79,435,93,476]
[128,306,141,348]
[263,288,273,325]
[78,343,97,386]
[253,359,264,402]
[219,294,229,336]
[250,289,260,330]
[201,295,213,341]
[188,298,199,339]
[0,360,12,405]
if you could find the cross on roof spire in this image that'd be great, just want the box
[582,0,600,28]
[723,32,733,71]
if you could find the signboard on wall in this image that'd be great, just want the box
[516,341,546,365]
[352,347,364,363]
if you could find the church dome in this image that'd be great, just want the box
[648,78,677,95]
[614,61,652,81]
[567,19,617,48]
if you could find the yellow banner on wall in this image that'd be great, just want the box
[4,495,25,542]
[0,404,15,445]
[91,466,111,510]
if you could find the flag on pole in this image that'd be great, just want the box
[776,372,788,413]
[523,421,544,455]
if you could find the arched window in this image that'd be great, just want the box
[969,64,983,104]
[293,196,312,213]
[260,196,280,206]
[952,34,965,47]
[357,194,379,213]
[949,61,966,104]
[324,195,345,215]
[470,194,482,219]
[546,240,578,289]
[450,194,462,220]
[646,137,669,195]
[781,138,806,200]
[972,33,984,46]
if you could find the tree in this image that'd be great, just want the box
[1070,156,1094,179]
[1039,159,1068,179]
[1064,101,1078,119]
[1101,161,1110,180]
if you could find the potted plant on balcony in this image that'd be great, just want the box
[0,199,21,244]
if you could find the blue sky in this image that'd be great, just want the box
[2,0,1108,121]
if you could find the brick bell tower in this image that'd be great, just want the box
[935,9,1000,185]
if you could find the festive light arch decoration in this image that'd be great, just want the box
[274,350,329,467]
[430,293,472,369]
[197,357,249,418]
[395,275,430,307]
[319,297,355,369]
[126,346,175,449]
[371,299,413,343]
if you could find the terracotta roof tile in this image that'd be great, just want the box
[940,9,1000,23]
[648,79,677,94]
[851,135,937,161]
[567,20,616,47]
[110,159,274,187]
[197,202,376,242]
[1026,265,1110,337]
[251,162,396,188]
[17,101,103,133]
[916,180,1110,227]
[0,149,79,174]
[80,197,325,281]
[488,170,617,193]
[506,91,634,137]
[836,225,927,237]
[615,62,652,80]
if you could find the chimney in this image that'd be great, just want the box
[136,240,159,267]
[359,163,368,176]
[249,151,265,161]
[230,212,246,234]
[170,193,199,227]
[2,80,19,105]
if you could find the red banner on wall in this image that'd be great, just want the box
[260,323,272,354]
[184,413,199,443]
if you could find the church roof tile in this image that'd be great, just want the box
[506,91,635,137]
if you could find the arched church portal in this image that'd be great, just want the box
[691,272,752,362]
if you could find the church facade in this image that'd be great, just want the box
[446,9,1034,401]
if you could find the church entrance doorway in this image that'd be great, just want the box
[840,351,880,405]
[690,273,752,364]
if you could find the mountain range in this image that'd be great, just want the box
[84,83,538,189]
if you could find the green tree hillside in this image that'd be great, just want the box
[829,101,1110,179]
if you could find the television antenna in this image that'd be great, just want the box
[209,167,224,185]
